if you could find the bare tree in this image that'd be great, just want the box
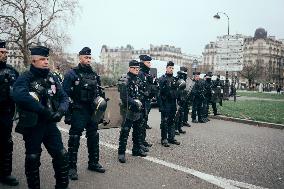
[0,0,79,67]
[239,60,262,89]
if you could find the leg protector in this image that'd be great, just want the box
[25,153,41,189]
[52,149,69,189]
[67,135,80,170]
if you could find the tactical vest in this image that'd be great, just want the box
[72,68,98,103]
[118,73,142,121]
[0,65,18,103]
[29,73,61,111]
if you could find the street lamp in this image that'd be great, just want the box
[192,59,198,74]
[214,12,230,100]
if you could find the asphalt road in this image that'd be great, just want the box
[2,108,284,189]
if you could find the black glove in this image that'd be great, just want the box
[40,107,54,121]
[50,110,64,122]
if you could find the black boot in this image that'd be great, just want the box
[140,145,149,152]
[142,141,152,147]
[175,130,180,135]
[0,139,19,186]
[168,139,181,145]
[25,153,41,189]
[87,133,105,173]
[68,135,80,180]
[161,139,170,147]
[118,154,126,163]
[183,122,191,127]
[145,124,152,129]
[192,119,198,123]
[178,129,186,134]
[53,149,69,189]
[132,149,147,157]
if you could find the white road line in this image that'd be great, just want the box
[59,127,268,189]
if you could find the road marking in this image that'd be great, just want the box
[59,127,268,189]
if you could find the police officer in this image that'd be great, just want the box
[178,67,191,127]
[211,75,222,115]
[159,61,180,147]
[203,72,213,122]
[175,70,188,135]
[117,60,147,163]
[138,55,156,151]
[12,46,70,189]
[63,47,106,180]
[52,66,64,83]
[0,41,19,186]
[191,72,206,123]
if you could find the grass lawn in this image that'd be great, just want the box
[215,100,284,124]
[237,91,284,100]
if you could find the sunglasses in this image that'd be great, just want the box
[0,51,7,54]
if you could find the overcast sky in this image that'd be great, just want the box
[66,0,284,59]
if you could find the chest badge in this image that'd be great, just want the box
[51,85,56,94]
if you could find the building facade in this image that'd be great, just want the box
[6,42,24,71]
[243,28,284,87]
[100,44,200,77]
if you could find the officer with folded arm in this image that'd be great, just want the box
[12,45,70,189]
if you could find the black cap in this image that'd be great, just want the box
[167,61,174,67]
[79,47,91,55]
[129,60,140,67]
[193,72,200,76]
[179,67,188,74]
[30,46,49,57]
[0,41,6,48]
[139,55,152,61]
[205,71,213,78]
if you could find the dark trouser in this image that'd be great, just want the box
[68,107,100,170]
[0,112,14,179]
[118,118,142,154]
[211,102,217,115]
[22,122,68,189]
[191,98,202,121]
[182,107,189,124]
[175,106,184,131]
[141,101,151,144]
[203,98,209,119]
[160,112,175,141]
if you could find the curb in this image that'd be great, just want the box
[209,115,284,130]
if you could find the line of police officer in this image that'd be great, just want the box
[0,39,223,188]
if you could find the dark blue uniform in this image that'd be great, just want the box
[138,65,157,148]
[63,63,105,180]
[0,63,19,186]
[158,73,180,146]
[12,65,69,189]
[117,71,146,163]
[191,79,205,123]
[202,78,212,121]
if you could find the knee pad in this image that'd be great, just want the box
[121,126,130,133]
[26,153,41,166]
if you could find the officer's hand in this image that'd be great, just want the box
[51,110,64,122]
[40,107,53,120]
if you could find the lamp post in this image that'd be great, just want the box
[214,12,230,100]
